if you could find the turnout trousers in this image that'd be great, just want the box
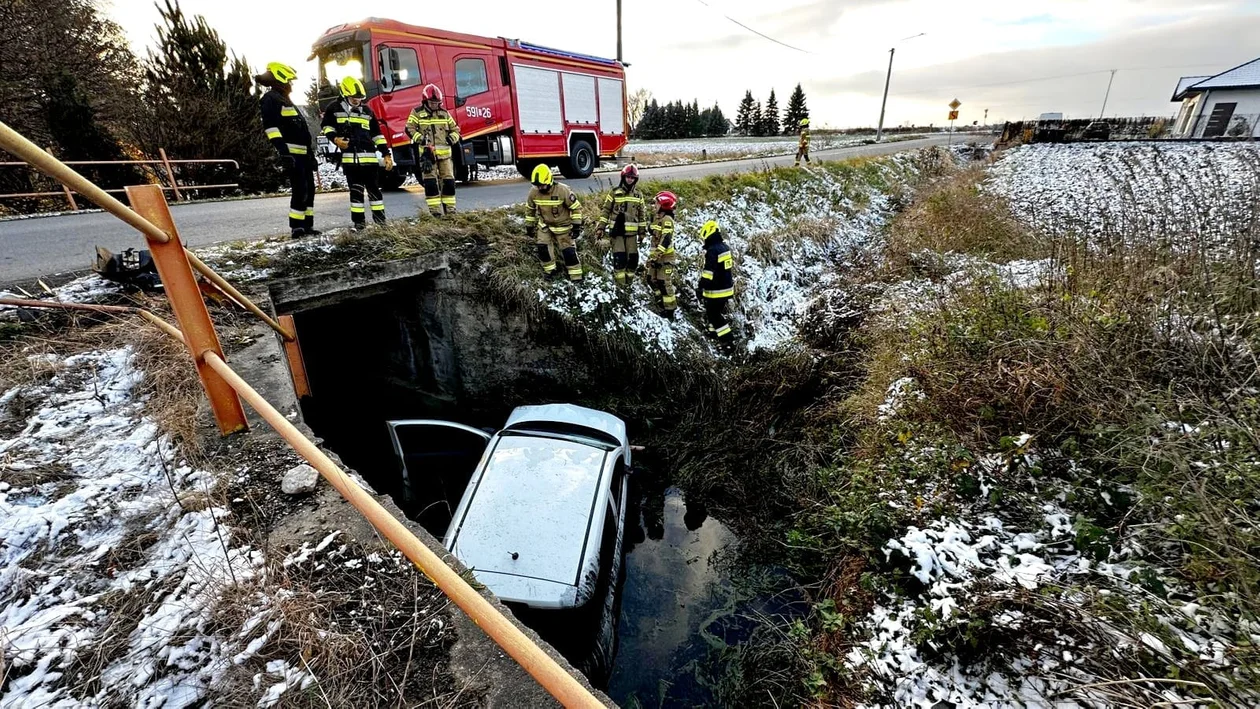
[420,157,456,216]
[344,164,385,226]
[287,156,315,231]
[535,226,583,281]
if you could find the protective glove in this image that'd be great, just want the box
[525,225,537,239]
[277,154,295,170]
[594,225,606,239]
[570,224,583,240]
[383,155,395,171]
[332,137,350,150]
[423,146,437,162]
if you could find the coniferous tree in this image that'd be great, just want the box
[783,83,810,134]
[735,90,756,136]
[706,103,729,136]
[139,0,280,192]
[751,101,764,137]
[763,89,780,137]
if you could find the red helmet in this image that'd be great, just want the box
[655,191,677,211]
[620,164,639,183]
[421,84,444,103]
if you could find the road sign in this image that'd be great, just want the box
[948,110,959,121]
[949,98,961,110]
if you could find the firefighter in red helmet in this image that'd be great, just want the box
[256,62,317,238]
[595,164,647,286]
[646,190,679,317]
[406,84,461,217]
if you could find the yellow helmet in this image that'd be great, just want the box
[339,76,366,98]
[266,62,297,85]
[531,163,554,186]
[700,220,720,240]
[800,117,810,127]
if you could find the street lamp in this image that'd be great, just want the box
[876,32,925,142]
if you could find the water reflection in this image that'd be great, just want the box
[609,486,736,707]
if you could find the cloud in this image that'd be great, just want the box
[819,10,1260,120]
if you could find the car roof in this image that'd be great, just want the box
[446,434,611,595]
[504,403,628,451]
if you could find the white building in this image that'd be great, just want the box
[1171,57,1260,138]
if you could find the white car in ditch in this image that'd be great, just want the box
[386,404,630,676]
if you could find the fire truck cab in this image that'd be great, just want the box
[311,19,628,188]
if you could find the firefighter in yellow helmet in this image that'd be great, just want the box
[795,117,811,167]
[256,62,317,238]
[321,76,394,230]
[524,165,584,282]
[645,191,679,317]
[696,220,735,344]
[595,164,647,286]
[406,84,461,217]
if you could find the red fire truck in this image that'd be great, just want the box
[310,18,629,188]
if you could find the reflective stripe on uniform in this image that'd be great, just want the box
[373,135,387,146]
[289,210,304,220]
[701,269,714,280]
[434,147,452,159]
[265,127,282,139]
[524,215,538,224]
[370,200,385,211]
[704,288,735,298]
[341,153,378,163]
[280,107,299,117]
[287,144,308,154]
[304,208,314,216]
[662,295,677,304]
[350,206,365,213]
[715,324,732,336]
[534,199,563,206]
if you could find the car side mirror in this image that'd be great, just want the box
[455,95,467,107]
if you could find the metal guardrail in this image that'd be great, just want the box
[0,119,606,708]
[0,147,239,210]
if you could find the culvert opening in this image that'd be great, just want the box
[283,272,805,705]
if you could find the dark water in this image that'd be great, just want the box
[608,484,806,708]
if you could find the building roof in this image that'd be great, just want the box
[1173,57,1260,101]
[1172,75,1211,101]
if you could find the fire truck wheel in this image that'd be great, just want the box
[516,160,539,180]
[380,170,408,191]
[560,140,596,180]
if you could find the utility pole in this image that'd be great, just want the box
[1099,69,1116,119]
[983,108,989,126]
[876,48,895,142]
[875,33,924,142]
[616,0,623,63]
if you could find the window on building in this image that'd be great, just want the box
[379,46,421,92]
[455,58,489,99]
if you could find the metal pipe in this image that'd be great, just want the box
[200,351,607,709]
[0,121,171,243]
[159,148,184,202]
[0,184,239,200]
[183,250,294,341]
[0,298,186,345]
[0,159,239,167]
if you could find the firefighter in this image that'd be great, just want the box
[525,164,584,282]
[257,62,317,238]
[696,220,735,344]
[406,84,461,217]
[321,76,393,230]
[645,190,678,317]
[795,117,811,166]
[595,164,647,286]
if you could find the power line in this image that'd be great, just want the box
[693,0,810,53]
[893,62,1227,97]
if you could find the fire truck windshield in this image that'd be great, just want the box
[320,46,364,88]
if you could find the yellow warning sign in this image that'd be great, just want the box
[948,110,959,121]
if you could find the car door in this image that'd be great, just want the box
[386,420,492,534]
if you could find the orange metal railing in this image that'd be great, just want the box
[0,119,606,708]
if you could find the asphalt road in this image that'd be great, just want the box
[0,135,959,284]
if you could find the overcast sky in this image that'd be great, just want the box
[103,0,1260,128]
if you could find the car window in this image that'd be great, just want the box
[455,57,489,98]
[379,46,421,92]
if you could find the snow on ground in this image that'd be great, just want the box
[0,347,276,707]
[985,142,1260,246]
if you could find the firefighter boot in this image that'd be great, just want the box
[536,243,559,280]
[612,251,628,286]
[561,247,583,282]
[422,178,442,217]
[441,179,457,215]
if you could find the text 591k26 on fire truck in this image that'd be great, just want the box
[312,18,629,189]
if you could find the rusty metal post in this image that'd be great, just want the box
[159,148,184,202]
[46,147,78,210]
[125,185,247,435]
[278,314,311,398]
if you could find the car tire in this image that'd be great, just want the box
[560,140,596,180]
